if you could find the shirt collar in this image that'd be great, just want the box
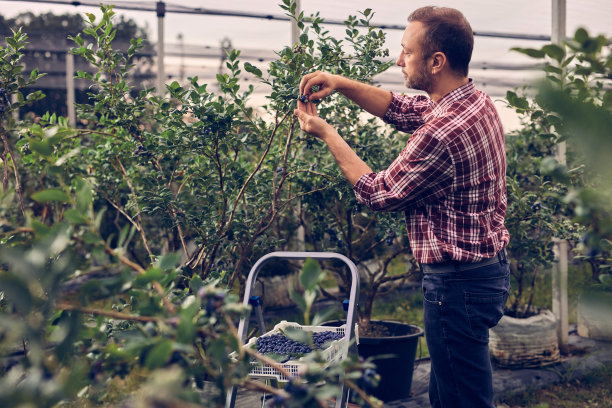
[423,79,476,122]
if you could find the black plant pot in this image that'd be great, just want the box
[323,320,424,402]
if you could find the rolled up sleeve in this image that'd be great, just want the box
[353,132,454,212]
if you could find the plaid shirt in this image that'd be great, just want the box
[353,81,509,264]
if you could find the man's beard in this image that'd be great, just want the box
[404,64,434,94]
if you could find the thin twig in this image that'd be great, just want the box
[243,379,287,396]
[0,127,25,216]
[104,245,176,314]
[345,379,383,408]
[262,185,331,232]
[68,128,115,138]
[242,347,294,379]
[174,212,190,258]
[57,302,163,323]
[0,227,34,236]
[176,175,190,196]
[224,110,291,234]
[104,246,146,274]
[115,157,153,259]
[0,145,8,191]
[98,189,139,230]
[285,169,334,179]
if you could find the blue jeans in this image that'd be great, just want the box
[422,259,510,408]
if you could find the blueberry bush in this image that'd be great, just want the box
[504,28,611,315]
[286,6,419,330]
[0,1,398,407]
[520,29,612,291]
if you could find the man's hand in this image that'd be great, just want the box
[294,100,333,140]
[299,71,338,102]
[294,100,372,186]
[300,70,392,118]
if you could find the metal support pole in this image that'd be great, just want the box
[11,93,18,121]
[177,33,185,82]
[291,0,301,45]
[65,52,76,127]
[156,1,166,96]
[291,0,306,251]
[551,0,569,353]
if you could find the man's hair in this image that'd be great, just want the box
[408,6,473,77]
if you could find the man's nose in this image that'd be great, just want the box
[396,55,404,66]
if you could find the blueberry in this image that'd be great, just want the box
[134,145,147,156]
[299,94,309,103]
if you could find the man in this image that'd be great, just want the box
[294,6,510,408]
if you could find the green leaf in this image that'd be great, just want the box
[542,44,565,62]
[208,338,227,360]
[177,314,196,344]
[300,258,322,291]
[244,62,262,78]
[290,289,307,311]
[145,340,173,369]
[117,224,132,248]
[511,47,546,59]
[29,139,53,156]
[0,272,32,313]
[189,275,205,293]
[75,178,93,212]
[134,267,164,286]
[30,219,50,236]
[64,209,87,225]
[283,326,310,344]
[156,252,181,271]
[544,65,562,75]
[506,90,530,110]
[574,28,588,44]
[32,189,70,203]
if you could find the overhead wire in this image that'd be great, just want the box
[0,0,551,41]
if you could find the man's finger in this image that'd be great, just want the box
[299,71,319,95]
[302,77,318,98]
[306,101,316,116]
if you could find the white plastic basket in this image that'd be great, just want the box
[243,320,346,381]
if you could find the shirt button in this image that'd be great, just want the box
[438,301,442,306]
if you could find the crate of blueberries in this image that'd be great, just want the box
[244,320,346,381]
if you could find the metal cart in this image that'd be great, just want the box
[225,251,360,408]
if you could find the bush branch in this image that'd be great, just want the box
[0,126,25,216]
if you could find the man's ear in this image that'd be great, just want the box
[431,51,447,74]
